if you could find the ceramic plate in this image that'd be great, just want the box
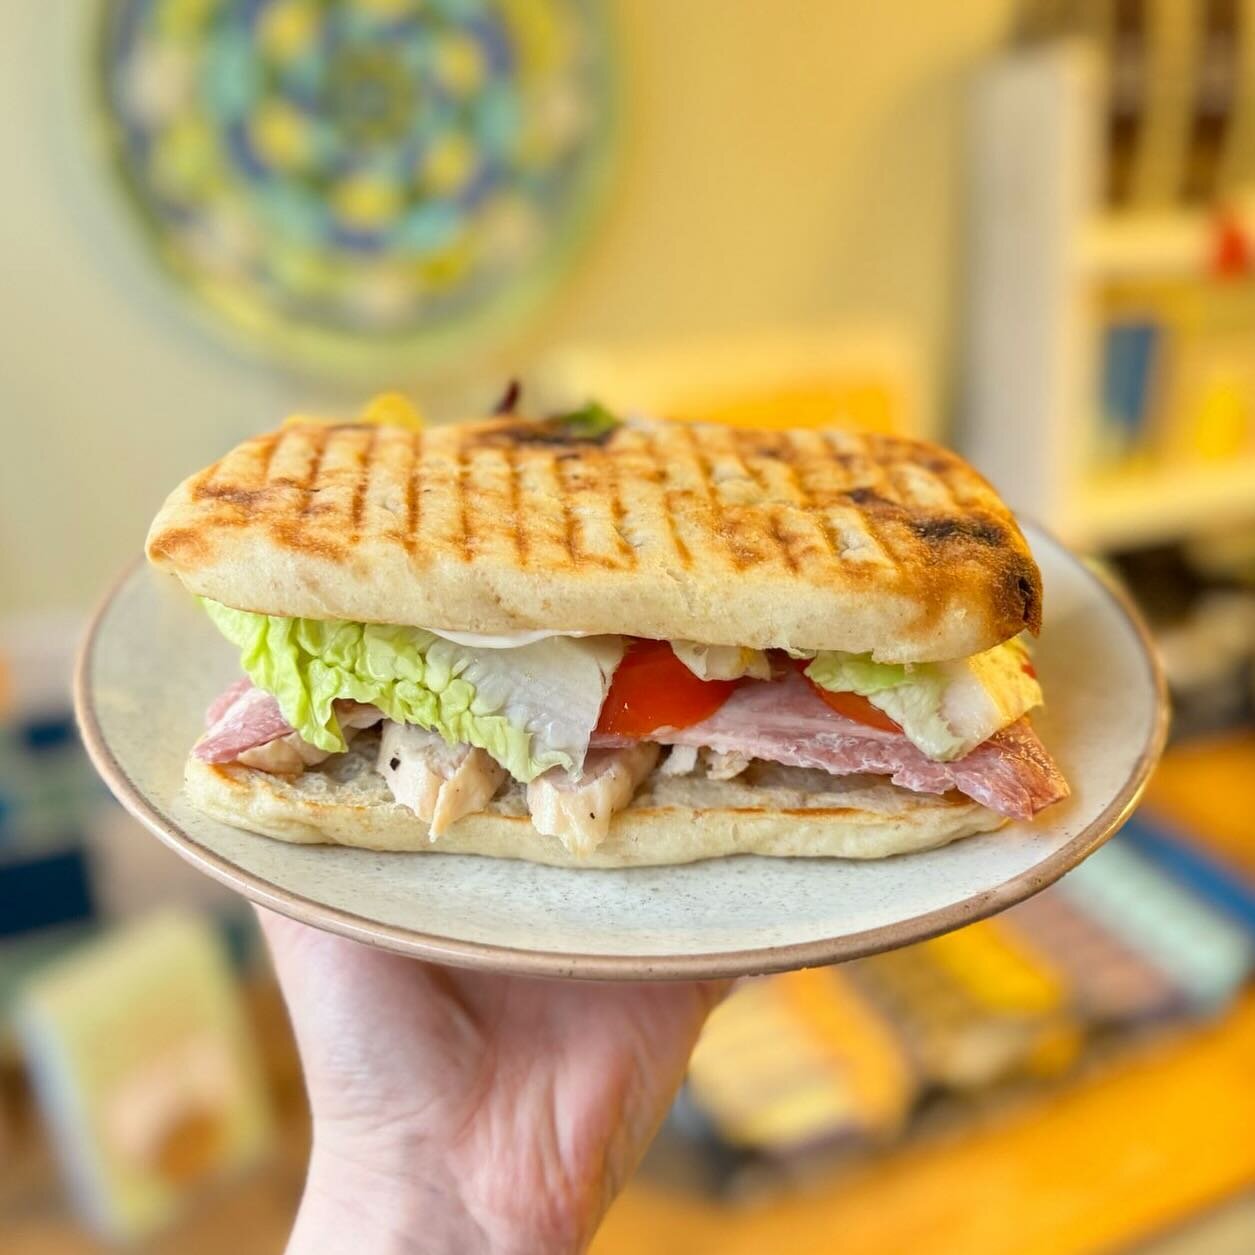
[76,523,1167,980]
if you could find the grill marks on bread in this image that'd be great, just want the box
[163,417,1036,597]
[147,415,1042,650]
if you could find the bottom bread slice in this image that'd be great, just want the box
[184,735,1006,868]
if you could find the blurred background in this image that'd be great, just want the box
[4,1,1255,1251]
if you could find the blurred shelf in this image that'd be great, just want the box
[967,45,1255,550]
[1080,208,1255,281]
[1069,457,1255,550]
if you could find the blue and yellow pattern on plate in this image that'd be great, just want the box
[96,0,614,374]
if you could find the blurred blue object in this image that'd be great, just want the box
[0,848,94,938]
[19,712,76,753]
[1118,811,1255,937]
[0,717,104,856]
[1058,835,1254,1012]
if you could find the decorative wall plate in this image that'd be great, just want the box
[95,0,615,374]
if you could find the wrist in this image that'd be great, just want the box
[291,1131,595,1255]
[289,1141,485,1255]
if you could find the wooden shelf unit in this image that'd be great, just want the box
[963,42,1255,553]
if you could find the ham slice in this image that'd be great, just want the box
[196,673,1068,823]
[194,681,379,764]
[594,672,1068,821]
[195,684,294,763]
[205,677,253,727]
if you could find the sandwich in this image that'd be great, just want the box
[146,395,1069,868]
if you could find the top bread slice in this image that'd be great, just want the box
[146,414,1041,662]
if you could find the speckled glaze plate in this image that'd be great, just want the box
[76,523,1167,980]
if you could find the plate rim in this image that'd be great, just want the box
[74,531,1170,981]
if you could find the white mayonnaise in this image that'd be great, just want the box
[425,626,592,649]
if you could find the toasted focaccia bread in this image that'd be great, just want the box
[147,413,1041,661]
[185,738,1005,869]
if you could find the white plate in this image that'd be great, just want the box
[75,523,1167,980]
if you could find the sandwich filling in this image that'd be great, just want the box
[194,602,1069,854]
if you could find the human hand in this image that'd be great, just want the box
[259,910,726,1255]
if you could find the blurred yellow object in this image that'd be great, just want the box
[278,393,426,431]
[679,379,897,433]
[537,327,926,437]
[357,0,420,17]
[269,242,332,298]
[1145,733,1255,875]
[159,0,216,39]
[358,392,426,429]
[857,920,1082,1090]
[434,31,488,98]
[686,969,914,1152]
[925,919,1066,1017]
[15,911,273,1243]
[250,99,312,170]
[424,131,478,196]
[256,0,318,60]
[1192,374,1249,460]
[1098,277,1255,473]
[419,240,474,288]
[331,173,402,231]
[150,117,216,200]
[775,968,916,1135]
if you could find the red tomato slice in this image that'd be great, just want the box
[596,641,739,737]
[808,683,903,733]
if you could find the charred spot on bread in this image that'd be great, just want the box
[1013,562,1043,633]
[846,486,889,508]
[909,515,1006,547]
[190,481,272,509]
[473,421,616,451]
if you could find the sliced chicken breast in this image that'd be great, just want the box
[703,748,751,780]
[526,743,661,856]
[655,745,748,781]
[237,733,335,774]
[237,703,383,774]
[377,723,506,839]
[658,745,699,776]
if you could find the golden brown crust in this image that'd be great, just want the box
[147,416,1042,661]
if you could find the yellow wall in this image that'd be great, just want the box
[548,2,1013,360]
[0,0,1013,612]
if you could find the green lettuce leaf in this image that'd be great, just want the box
[200,601,622,781]
[803,652,919,695]
[803,642,1041,761]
